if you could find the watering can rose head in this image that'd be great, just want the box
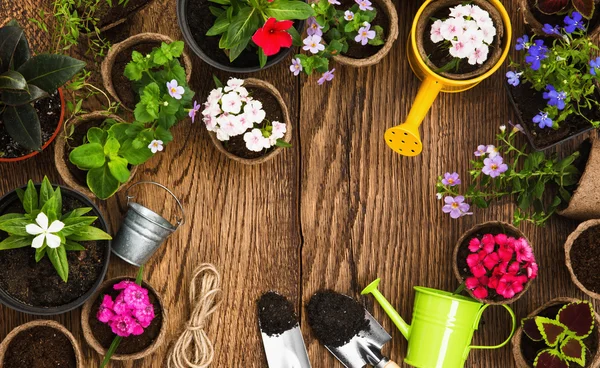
[0,177,112,282]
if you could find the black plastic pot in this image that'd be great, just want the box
[0,184,111,315]
[176,0,304,73]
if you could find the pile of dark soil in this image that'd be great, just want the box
[570,225,600,294]
[2,326,77,368]
[257,292,298,336]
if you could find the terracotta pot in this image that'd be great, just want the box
[332,0,398,68]
[0,88,65,163]
[415,0,505,80]
[208,78,293,165]
[81,277,167,361]
[101,33,193,112]
[565,219,600,300]
[0,320,84,367]
[519,0,600,38]
[559,137,600,220]
[54,112,138,199]
[512,297,600,368]
[453,221,535,305]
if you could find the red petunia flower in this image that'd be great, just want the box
[251,17,294,56]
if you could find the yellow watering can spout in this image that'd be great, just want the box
[361,278,411,340]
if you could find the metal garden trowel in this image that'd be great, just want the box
[259,325,312,368]
[325,311,400,368]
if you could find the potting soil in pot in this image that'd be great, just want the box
[0,91,61,159]
[257,292,298,336]
[222,88,281,160]
[307,290,370,347]
[570,225,600,293]
[111,42,159,109]
[2,326,77,368]
[338,0,387,59]
[89,279,163,354]
[521,304,599,367]
[0,195,108,308]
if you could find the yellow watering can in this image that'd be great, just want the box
[386,0,513,156]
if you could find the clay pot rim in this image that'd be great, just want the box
[332,0,399,68]
[101,32,193,112]
[54,112,138,199]
[452,221,534,305]
[81,276,167,360]
[0,319,84,368]
[511,297,600,368]
[208,78,293,165]
[0,88,65,163]
[565,219,600,300]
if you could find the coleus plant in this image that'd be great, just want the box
[0,20,85,152]
[0,177,112,282]
[522,300,595,367]
[206,0,314,67]
[536,0,595,20]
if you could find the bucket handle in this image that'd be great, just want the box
[468,304,516,353]
[125,181,185,228]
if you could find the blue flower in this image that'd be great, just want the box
[533,112,553,129]
[547,90,567,110]
[542,84,556,100]
[590,57,600,76]
[525,40,548,71]
[516,35,529,51]
[506,71,521,86]
[564,12,585,34]
[542,24,561,35]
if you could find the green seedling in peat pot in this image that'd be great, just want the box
[0,177,112,282]
[0,20,85,151]
[522,300,595,367]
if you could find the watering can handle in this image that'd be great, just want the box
[469,304,516,351]
[125,181,186,227]
[404,75,443,129]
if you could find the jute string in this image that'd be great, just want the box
[167,263,222,368]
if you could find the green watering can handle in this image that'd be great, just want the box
[469,304,516,350]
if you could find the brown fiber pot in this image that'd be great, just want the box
[565,219,600,300]
[81,277,167,361]
[101,33,193,112]
[332,0,398,68]
[519,0,600,38]
[416,0,505,80]
[54,112,138,199]
[559,136,600,221]
[453,221,535,305]
[0,320,84,367]
[512,297,600,368]
[208,78,293,165]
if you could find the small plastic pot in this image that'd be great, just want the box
[453,221,535,305]
[332,0,398,68]
[0,320,84,367]
[54,112,138,199]
[511,297,600,368]
[0,88,65,163]
[81,277,167,361]
[564,219,600,300]
[101,33,193,111]
[208,78,293,165]
[0,184,111,315]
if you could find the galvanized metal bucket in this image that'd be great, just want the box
[112,181,185,267]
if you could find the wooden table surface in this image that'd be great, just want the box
[1,0,598,367]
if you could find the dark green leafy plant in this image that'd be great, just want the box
[0,20,85,152]
[0,176,112,282]
[522,301,595,367]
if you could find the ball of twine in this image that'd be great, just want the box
[168,263,222,368]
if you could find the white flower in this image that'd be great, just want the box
[500,125,506,132]
[224,78,244,92]
[237,87,249,99]
[202,102,221,118]
[440,18,465,41]
[467,44,489,65]
[26,213,64,249]
[436,193,443,200]
[207,87,223,103]
[271,121,287,140]
[463,20,479,31]
[216,128,230,141]
[148,140,164,153]
[449,4,469,19]
[303,35,325,54]
[244,100,266,124]
[166,80,185,100]
[237,113,254,130]
[204,115,217,131]
[486,145,499,158]
[430,19,444,43]
[219,114,245,136]
[481,25,496,45]
[221,92,243,114]
[449,39,474,59]
[461,28,484,48]
[344,10,354,21]
[244,129,269,152]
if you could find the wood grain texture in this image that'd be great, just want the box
[1,0,599,367]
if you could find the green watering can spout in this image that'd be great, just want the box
[361,278,411,340]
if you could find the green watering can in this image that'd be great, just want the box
[361,279,516,368]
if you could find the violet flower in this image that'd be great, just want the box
[442,195,471,219]
[482,156,508,178]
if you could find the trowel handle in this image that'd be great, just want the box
[383,361,401,368]
[403,75,443,129]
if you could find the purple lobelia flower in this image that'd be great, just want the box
[442,196,472,219]
[525,40,548,71]
[482,156,508,178]
[533,112,553,128]
[542,23,561,35]
[564,12,585,34]
[590,57,600,76]
[515,35,529,51]
[547,90,567,110]
[506,71,521,86]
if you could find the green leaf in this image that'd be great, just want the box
[560,336,585,366]
[61,207,92,220]
[70,143,106,169]
[40,187,61,221]
[136,264,145,284]
[0,236,31,250]
[533,349,569,368]
[61,216,97,236]
[0,213,24,222]
[259,48,267,69]
[0,70,27,91]
[87,165,120,200]
[124,61,143,81]
[18,54,85,92]
[100,336,123,368]
[288,26,302,46]
[104,137,120,156]
[154,126,173,145]
[265,0,314,20]
[206,11,230,36]
[0,26,24,74]
[134,83,161,123]
[226,7,260,52]
[39,176,54,208]
[275,138,291,148]
[68,225,112,241]
[119,138,153,165]
[213,75,224,88]
[108,156,131,183]
[1,84,48,106]
[22,180,38,214]
[228,34,252,62]
[535,316,567,347]
[64,240,86,251]
[35,246,46,263]
[0,217,31,236]
[47,247,69,282]
[524,151,545,171]
[87,127,107,145]
[2,104,42,151]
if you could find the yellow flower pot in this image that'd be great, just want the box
[385,0,513,157]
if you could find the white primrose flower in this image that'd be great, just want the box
[202,102,221,118]
[207,87,223,103]
[148,139,164,153]
[449,39,474,59]
[221,92,243,114]
[244,100,266,124]
[449,4,469,19]
[303,35,325,54]
[224,78,244,92]
[237,113,254,130]
[269,121,287,145]
[216,128,230,141]
[461,28,484,48]
[481,25,496,45]
[467,44,489,65]
[430,19,444,43]
[26,213,64,249]
[440,17,465,41]
[204,115,218,131]
[244,129,270,152]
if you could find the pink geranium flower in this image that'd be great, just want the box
[114,280,136,290]
[514,238,534,263]
[109,314,143,337]
[466,276,489,299]
[467,251,487,277]
[496,274,528,299]
[526,262,538,279]
[123,285,150,310]
[134,305,156,328]
[487,264,506,289]
[483,252,500,270]
[97,295,115,323]
[494,233,508,246]
[498,242,514,262]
